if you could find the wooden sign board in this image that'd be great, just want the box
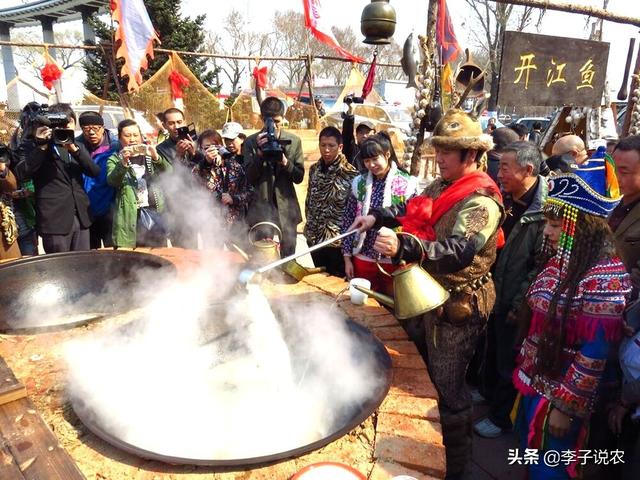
[497,31,610,107]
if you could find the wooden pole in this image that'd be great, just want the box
[489,0,640,28]
[306,55,316,109]
[622,46,640,137]
[0,40,401,67]
[409,0,438,176]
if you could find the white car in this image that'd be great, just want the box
[323,103,413,138]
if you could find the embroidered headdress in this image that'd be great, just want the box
[544,173,620,268]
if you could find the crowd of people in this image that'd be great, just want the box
[0,96,639,480]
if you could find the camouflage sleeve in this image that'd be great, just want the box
[450,194,501,251]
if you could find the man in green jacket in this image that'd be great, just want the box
[474,141,548,438]
[244,97,305,257]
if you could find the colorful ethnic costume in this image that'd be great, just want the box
[370,110,503,477]
[512,174,631,479]
[341,162,418,292]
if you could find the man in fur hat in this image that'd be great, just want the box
[350,109,504,479]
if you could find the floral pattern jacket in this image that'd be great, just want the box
[193,157,252,227]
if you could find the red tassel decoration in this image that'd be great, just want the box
[168,70,190,99]
[40,62,62,90]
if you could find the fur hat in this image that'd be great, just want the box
[430,109,494,152]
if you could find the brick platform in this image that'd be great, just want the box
[0,248,445,479]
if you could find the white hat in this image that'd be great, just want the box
[221,122,243,139]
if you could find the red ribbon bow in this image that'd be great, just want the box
[40,62,62,91]
[168,70,190,99]
[253,66,268,89]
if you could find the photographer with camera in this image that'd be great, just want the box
[107,119,171,248]
[76,111,119,249]
[193,128,252,243]
[244,96,305,258]
[342,94,375,172]
[0,143,21,260]
[155,107,201,248]
[15,103,100,253]
[156,107,198,167]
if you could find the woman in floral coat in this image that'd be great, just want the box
[341,132,418,294]
[192,129,252,245]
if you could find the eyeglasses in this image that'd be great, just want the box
[81,125,103,132]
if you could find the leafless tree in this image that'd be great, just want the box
[12,29,85,81]
[270,10,309,88]
[205,9,272,93]
[462,0,545,110]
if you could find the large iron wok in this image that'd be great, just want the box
[70,303,392,467]
[0,251,176,332]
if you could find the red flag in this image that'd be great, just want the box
[361,54,377,100]
[303,0,363,63]
[112,0,161,92]
[436,0,461,64]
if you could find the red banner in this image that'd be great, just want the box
[303,0,363,63]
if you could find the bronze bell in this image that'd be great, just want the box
[455,49,484,94]
[361,0,396,45]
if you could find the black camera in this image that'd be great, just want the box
[344,94,364,105]
[260,117,290,163]
[177,123,197,141]
[40,112,74,146]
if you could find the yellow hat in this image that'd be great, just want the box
[430,109,494,152]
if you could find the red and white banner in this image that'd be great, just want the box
[303,0,363,63]
[111,0,161,92]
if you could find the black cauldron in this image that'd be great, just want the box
[70,310,392,467]
[0,251,176,332]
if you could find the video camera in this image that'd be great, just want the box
[260,117,290,163]
[21,103,75,145]
[344,94,364,105]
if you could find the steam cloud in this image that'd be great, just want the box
[62,163,386,461]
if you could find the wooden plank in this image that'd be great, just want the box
[0,442,26,480]
[0,398,85,480]
[0,356,26,406]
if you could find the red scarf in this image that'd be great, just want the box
[398,171,505,247]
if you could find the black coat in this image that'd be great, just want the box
[16,141,100,235]
[243,130,305,233]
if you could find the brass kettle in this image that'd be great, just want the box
[248,221,282,266]
[353,232,449,319]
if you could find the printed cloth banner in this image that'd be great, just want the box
[111,0,161,92]
[436,0,461,64]
[303,0,363,63]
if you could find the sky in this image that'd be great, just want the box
[0,0,638,105]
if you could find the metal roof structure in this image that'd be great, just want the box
[0,0,108,28]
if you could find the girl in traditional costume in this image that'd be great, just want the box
[512,173,631,479]
[341,132,418,293]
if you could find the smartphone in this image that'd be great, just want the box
[177,123,197,141]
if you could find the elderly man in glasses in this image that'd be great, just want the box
[76,111,120,249]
